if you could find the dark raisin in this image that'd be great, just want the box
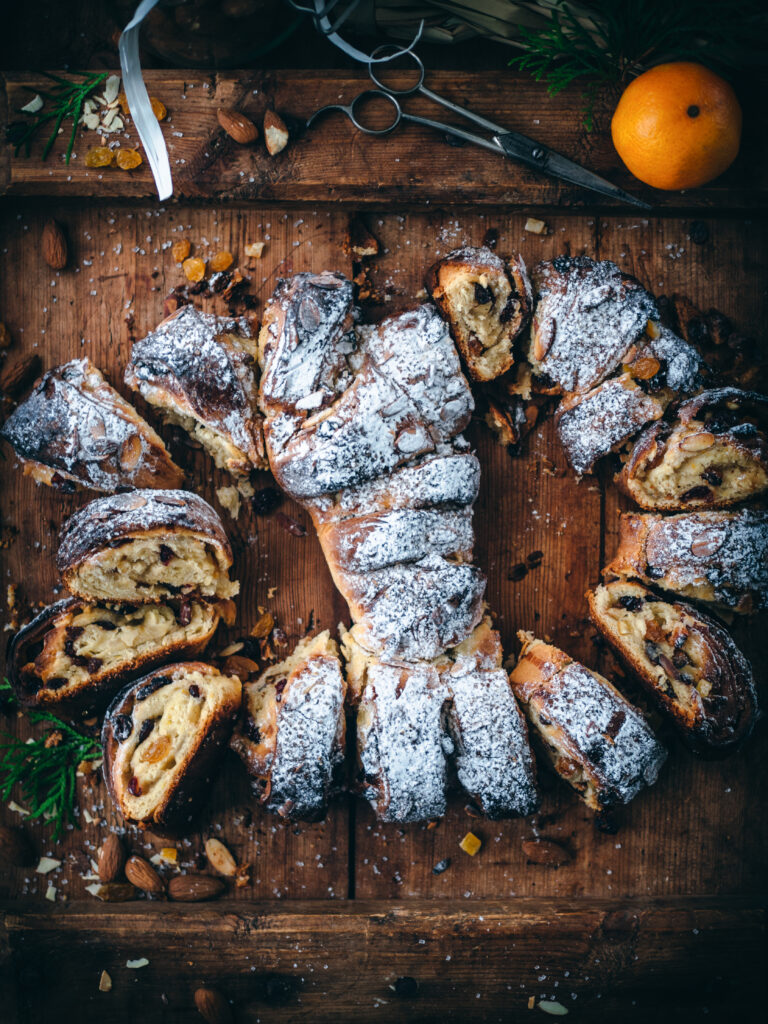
[707,412,737,434]
[680,485,712,502]
[94,619,117,630]
[128,776,142,797]
[701,467,722,486]
[498,295,520,324]
[647,566,664,580]
[178,598,192,627]
[45,676,68,690]
[72,655,90,668]
[252,487,282,516]
[617,595,643,612]
[65,625,85,640]
[643,595,661,603]
[64,638,77,658]
[276,512,307,536]
[482,227,498,250]
[394,977,419,998]
[136,675,172,701]
[137,718,155,744]
[679,672,695,686]
[508,562,528,582]
[159,544,175,565]
[113,714,133,742]
[432,858,451,875]
[188,684,201,698]
[672,649,690,669]
[87,657,103,674]
[246,716,261,745]
[474,282,493,306]
[645,641,661,665]
[274,678,287,702]
[527,550,544,568]
[689,221,709,245]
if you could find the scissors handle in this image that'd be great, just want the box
[307,90,402,135]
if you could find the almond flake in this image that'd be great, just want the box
[538,1001,568,1016]
[99,970,112,993]
[104,75,121,104]
[36,856,61,874]
[21,94,43,114]
[525,218,548,235]
[45,885,57,902]
[126,958,149,969]
[9,801,29,816]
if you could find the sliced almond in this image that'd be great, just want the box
[97,833,125,882]
[119,433,142,471]
[125,855,165,894]
[217,107,258,145]
[263,110,289,156]
[205,837,237,878]
[533,318,555,363]
[690,532,723,558]
[679,431,715,453]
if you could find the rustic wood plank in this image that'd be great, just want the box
[2,898,764,1022]
[2,71,766,208]
[0,201,354,903]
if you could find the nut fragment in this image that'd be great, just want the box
[524,217,548,235]
[172,239,192,263]
[98,969,112,993]
[42,219,68,269]
[183,256,207,283]
[533,318,555,362]
[119,433,142,472]
[521,839,570,865]
[690,532,723,558]
[244,241,265,259]
[125,854,165,894]
[222,654,260,680]
[264,109,289,155]
[194,986,233,1024]
[679,431,715,453]
[97,833,125,882]
[217,107,259,144]
[205,837,237,877]
[168,874,225,902]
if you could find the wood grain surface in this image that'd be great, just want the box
[2,70,766,207]
[0,69,766,1024]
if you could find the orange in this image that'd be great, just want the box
[611,62,741,191]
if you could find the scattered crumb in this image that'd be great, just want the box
[126,958,149,969]
[99,970,112,993]
[216,485,241,520]
[525,218,548,235]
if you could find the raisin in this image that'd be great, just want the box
[276,512,307,536]
[432,858,451,875]
[128,776,142,797]
[482,227,498,250]
[150,97,167,121]
[72,655,90,668]
[84,146,114,168]
[45,676,68,690]
[647,566,664,579]
[95,619,117,630]
[681,485,712,502]
[210,250,234,272]
[274,678,287,702]
[182,256,206,282]
[115,148,143,171]
[701,467,722,486]
[188,684,201,698]
[138,718,155,744]
[246,716,261,745]
[159,543,175,565]
[172,239,191,263]
[113,714,133,742]
[618,595,643,612]
[87,657,103,674]
[643,595,661,603]
[252,487,282,516]
[508,563,528,582]
[474,282,493,305]
[136,675,172,701]
[178,598,192,627]
[65,625,85,640]
[645,641,661,665]
[527,550,544,568]
[498,295,520,324]
[672,650,690,669]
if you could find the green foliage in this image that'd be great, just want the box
[5,71,108,164]
[0,706,101,841]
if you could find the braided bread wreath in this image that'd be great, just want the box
[4,251,765,833]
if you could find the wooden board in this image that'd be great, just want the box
[0,70,766,1022]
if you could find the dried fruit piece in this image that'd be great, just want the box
[251,610,275,639]
[210,250,234,272]
[222,654,260,680]
[172,239,191,263]
[139,734,172,764]
[205,837,237,877]
[85,146,115,168]
[150,97,167,121]
[264,110,289,155]
[125,855,165,894]
[159,846,178,863]
[85,882,135,902]
[116,148,143,171]
[459,831,482,856]
[98,833,125,882]
[168,874,225,901]
[217,107,258,144]
[521,839,570,865]
[244,241,265,259]
[42,219,68,269]
[183,256,206,283]
[195,986,233,1024]
[630,356,661,380]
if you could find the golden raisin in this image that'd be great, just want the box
[84,146,114,168]
[182,256,206,283]
[172,239,191,263]
[630,356,661,380]
[139,734,172,764]
[150,97,167,121]
[116,148,143,171]
[117,91,129,115]
[209,250,234,273]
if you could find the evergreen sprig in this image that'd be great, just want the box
[0,705,101,841]
[5,70,108,164]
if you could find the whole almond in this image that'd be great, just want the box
[205,837,237,878]
[98,833,125,882]
[263,109,289,156]
[42,218,68,269]
[217,107,258,145]
[125,854,165,894]
[521,839,571,865]
[0,824,34,867]
[690,532,723,559]
[194,986,233,1024]
[679,431,715,453]
[168,874,225,902]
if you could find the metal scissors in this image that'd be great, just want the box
[307,47,651,210]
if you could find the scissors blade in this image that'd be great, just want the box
[493,132,651,210]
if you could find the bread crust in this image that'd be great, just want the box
[102,662,241,833]
[426,246,532,382]
[7,596,224,719]
[587,582,758,756]
[509,633,666,814]
[125,304,266,476]
[604,510,768,614]
[0,358,183,493]
[617,388,768,510]
[57,489,237,602]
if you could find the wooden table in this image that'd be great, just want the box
[0,69,765,1022]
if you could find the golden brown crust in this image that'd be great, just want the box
[426,247,532,382]
[102,662,241,833]
[0,359,183,493]
[8,597,223,719]
[587,582,758,756]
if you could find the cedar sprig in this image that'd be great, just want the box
[0,705,102,841]
[510,0,765,129]
[5,70,108,164]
